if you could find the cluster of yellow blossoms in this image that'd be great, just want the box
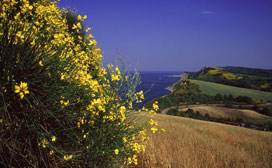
[14,82,29,99]
[63,155,73,161]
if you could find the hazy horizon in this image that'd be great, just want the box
[58,0,272,72]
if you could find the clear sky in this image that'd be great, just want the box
[58,0,272,72]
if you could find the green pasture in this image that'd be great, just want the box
[191,79,272,102]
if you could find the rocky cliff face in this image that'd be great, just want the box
[181,72,189,80]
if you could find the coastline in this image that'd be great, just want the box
[165,72,189,92]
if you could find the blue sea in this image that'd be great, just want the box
[136,71,183,105]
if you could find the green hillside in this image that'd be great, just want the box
[192,79,272,102]
[189,66,272,92]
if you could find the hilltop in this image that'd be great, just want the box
[188,66,272,92]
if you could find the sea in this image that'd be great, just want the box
[136,71,183,106]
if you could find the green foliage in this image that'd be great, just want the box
[224,66,272,77]
[264,121,272,131]
[252,105,272,117]
[174,79,202,95]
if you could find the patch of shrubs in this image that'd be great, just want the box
[150,92,254,111]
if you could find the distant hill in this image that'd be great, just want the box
[188,66,272,92]
[223,66,272,77]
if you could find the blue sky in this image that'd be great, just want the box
[58,0,272,71]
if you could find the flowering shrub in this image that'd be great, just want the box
[0,0,160,167]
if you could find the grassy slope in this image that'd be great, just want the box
[178,106,272,124]
[136,113,272,168]
[191,79,272,102]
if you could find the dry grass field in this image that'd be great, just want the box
[178,106,272,124]
[135,113,272,168]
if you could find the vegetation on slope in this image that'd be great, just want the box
[189,66,272,92]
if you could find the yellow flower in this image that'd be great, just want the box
[51,136,56,142]
[64,100,69,106]
[119,106,126,122]
[16,31,24,41]
[50,150,54,155]
[151,127,158,133]
[149,119,158,126]
[111,74,120,81]
[86,27,91,33]
[90,40,97,46]
[83,15,87,20]
[14,82,29,99]
[72,24,77,29]
[153,101,159,111]
[129,101,133,109]
[77,22,82,29]
[39,139,48,148]
[78,15,82,21]
[88,34,94,39]
[35,21,40,26]
[14,13,20,20]
[39,61,44,66]
[64,155,73,160]
[133,155,138,165]
[60,73,65,80]
[128,157,132,164]
[114,149,119,155]
[28,5,33,10]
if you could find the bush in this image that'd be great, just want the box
[0,0,160,167]
[264,121,272,131]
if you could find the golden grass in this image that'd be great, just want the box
[135,113,272,168]
[178,106,272,124]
